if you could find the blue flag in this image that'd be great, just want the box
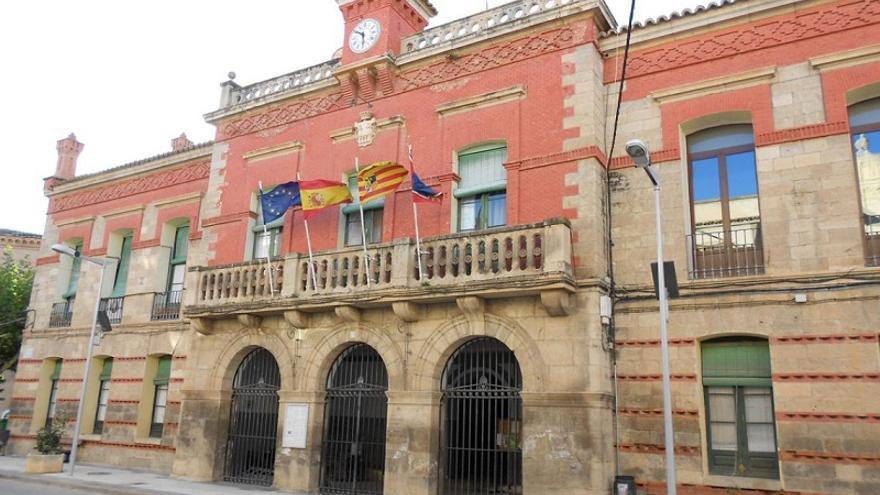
[260,182,301,224]
[411,172,442,204]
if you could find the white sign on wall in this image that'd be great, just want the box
[282,403,309,449]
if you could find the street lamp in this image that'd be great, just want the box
[50,244,114,477]
[625,140,678,495]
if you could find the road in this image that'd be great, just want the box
[1,478,98,495]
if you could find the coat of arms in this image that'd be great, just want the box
[355,110,378,148]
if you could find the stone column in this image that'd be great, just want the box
[171,389,232,482]
[384,391,441,495]
[273,391,325,493]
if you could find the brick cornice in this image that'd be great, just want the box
[777,411,880,423]
[201,211,257,228]
[617,374,697,382]
[618,443,701,456]
[755,121,850,147]
[610,148,680,169]
[49,160,211,214]
[505,146,608,171]
[781,450,880,465]
[774,372,880,382]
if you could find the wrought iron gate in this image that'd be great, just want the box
[224,348,281,487]
[320,344,389,495]
[441,338,523,495]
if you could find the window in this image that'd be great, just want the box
[93,358,113,434]
[702,338,778,479]
[110,234,132,298]
[342,174,384,246]
[63,241,83,300]
[687,126,763,278]
[455,145,507,232]
[150,355,171,438]
[45,360,62,429]
[253,198,283,259]
[168,225,189,293]
[849,98,880,266]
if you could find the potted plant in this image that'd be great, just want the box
[25,415,68,474]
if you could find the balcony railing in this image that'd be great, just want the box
[188,220,573,311]
[196,259,284,304]
[152,291,183,321]
[49,300,74,328]
[99,297,125,325]
[688,225,765,279]
[866,232,879,267]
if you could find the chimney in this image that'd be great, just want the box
[55,133,84,180]
[171,133,194,152]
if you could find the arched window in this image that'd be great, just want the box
[687,125,763,278]
[342,174,384,246]
[455,145,508,232]
[702,337,778,479]
[849,98,880,266]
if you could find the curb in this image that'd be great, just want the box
[0,469,181,495]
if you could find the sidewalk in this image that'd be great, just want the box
[0,455,308,495]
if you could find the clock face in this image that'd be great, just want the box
[349,18,381,54]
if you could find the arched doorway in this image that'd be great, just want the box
[320,344,389,495]
[223,348,281,486]
[441,338,523,495]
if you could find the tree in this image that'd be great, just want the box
[0,247,34,374]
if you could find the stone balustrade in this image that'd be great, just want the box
[401,0,588,55]
[222,59,341,108]
[185,219,574,318]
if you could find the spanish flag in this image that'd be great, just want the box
[358,161,409,204]
[300,179,353,219]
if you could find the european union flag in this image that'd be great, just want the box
[260,182,301,224]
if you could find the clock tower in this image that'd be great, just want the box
[335,0,437,65]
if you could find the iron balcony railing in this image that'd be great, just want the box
[151,291,183,321]
[49,300,74,328]
[688,225,765,279]
[866,231,879,267]
[99,297,125,325]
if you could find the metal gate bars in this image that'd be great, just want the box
[224,348,281,487]
[320,344,389,495]
[441,338,524,495]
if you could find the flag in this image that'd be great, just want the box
[300,179,353,219]
[411,172,442,203]
[408,150,442,203]
[358,161,409,204]
[260,181,301,224]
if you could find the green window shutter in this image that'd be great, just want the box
[171,226,189,263]
[111,236,133,297]
[50,360,63,380]
[64,244,83,299]
[100,358,113,380]
[702,340,772,387]
[154,356,172,385]
[456,146,507,198]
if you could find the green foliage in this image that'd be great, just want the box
[35,415,68,455]
[0,247,34,369]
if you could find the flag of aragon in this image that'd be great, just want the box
[358,161,409,204]
[300,179,353,219]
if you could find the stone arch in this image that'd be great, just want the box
[846,81,880,107]
[679,110,753,139]
[211,332,296,393]
[300,322,405,392]
[413,313,545,393]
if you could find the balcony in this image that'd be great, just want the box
[152,291,183,321]
[49,300,74,328]
[185,220,575,326]
[99,297,125,325]
[687,225,765,279]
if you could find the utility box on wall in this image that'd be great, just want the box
[614,476,636,495]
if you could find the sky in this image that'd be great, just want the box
[0,0,704,235]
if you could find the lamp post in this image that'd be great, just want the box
[50,244,114,477]
[624,140,678,495]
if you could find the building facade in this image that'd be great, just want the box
[6,0,880,494]
[0,229,41,265]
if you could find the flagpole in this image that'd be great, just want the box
[355,158,373,287]
[409,146,425,281]
[258,182,276,296]
[297,174,319,292]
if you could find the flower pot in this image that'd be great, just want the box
[25,453,64,474]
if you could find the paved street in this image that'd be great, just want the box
[3,477,96,495]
